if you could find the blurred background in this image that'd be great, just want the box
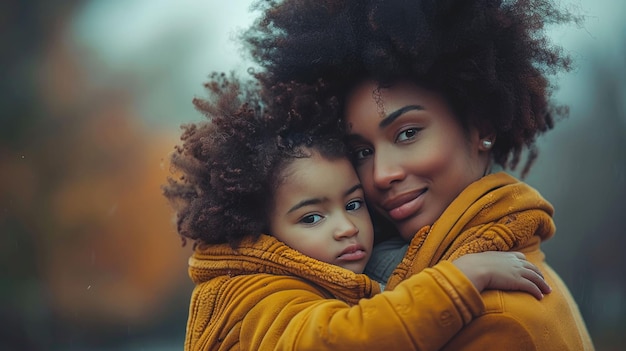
[1,0,624,350]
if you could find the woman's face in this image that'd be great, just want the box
[344,80,490,241]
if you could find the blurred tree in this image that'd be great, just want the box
[526,36,626,351]
[556,50,626,351]
[1,1,82,349]
[1,0,193,349]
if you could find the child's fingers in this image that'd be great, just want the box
[523,268,552,296]
[510,252,551,299]
[510,251,526,260]
[521,259,545,279]
[518,279,544,300]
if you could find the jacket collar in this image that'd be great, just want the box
[189,234,380,304]
[387,172,555,290]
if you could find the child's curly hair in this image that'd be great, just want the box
[244,0,578,176]
[162,73,347,247]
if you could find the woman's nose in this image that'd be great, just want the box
[373,149,405,188]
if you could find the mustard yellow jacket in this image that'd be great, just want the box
[186,234,487,350]
[386,172,594,350]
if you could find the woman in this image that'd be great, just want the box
[243,0,594,349]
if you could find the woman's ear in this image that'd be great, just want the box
[467,126,494,152]
[479,138,494,151]
[477,129,496,152]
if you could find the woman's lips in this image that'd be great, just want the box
[385,190,426,221]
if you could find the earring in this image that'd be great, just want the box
[481,139,493,149]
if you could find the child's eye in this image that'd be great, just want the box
[300,214,323,224]
[346,200,364,211]
[396,128,420,142]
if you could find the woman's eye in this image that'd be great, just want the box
[396,128,419,142]
[300,214,323,224]
[346,200,363,211]
[352,147,373,160]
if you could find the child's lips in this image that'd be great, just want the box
[338,245,367,261]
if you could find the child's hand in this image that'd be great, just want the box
[452,251,551,300]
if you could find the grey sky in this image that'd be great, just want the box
[68,0,624,129]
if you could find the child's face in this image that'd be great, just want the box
[269,152,374,274]
[344,80,490,241]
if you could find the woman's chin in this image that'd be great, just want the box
[397,217,431,241]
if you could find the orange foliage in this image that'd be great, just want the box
[1,20,194,329]
[44,125,191,326]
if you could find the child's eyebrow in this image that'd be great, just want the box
[287,198,323,214]
[286,184,363,214]
[344,184,363,196]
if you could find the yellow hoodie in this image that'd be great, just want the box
[186,234,487,350]
[386,172,594,350]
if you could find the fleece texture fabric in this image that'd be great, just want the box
[185,234,486,350]
[385,172,594,350]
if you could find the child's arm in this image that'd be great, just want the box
[452,251,551,300]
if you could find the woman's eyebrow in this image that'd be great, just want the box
[379,105,424,128]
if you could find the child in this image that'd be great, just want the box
[163,77,549,350]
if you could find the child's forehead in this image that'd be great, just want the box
[273,154,361,208]
[280,153,354,180]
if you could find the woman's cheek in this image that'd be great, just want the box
[356,165,375,193]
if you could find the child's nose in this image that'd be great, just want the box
[334,214,359,239]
